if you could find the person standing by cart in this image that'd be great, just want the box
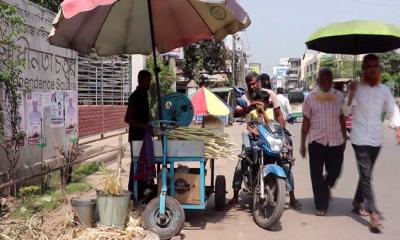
[125,70,152,202]
[348,54,400,233]
[300,68,347,216]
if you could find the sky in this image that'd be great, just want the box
[238,0,400,73]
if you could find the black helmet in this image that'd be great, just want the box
[258,73,271,89]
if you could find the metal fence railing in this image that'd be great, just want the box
[78,55,131,106]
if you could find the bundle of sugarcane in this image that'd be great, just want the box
[168,127,238,160]
[98,168,123,196]
[0,215,50,240]
[70,210,146,240]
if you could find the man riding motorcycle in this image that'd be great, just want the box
[232,72,302,210]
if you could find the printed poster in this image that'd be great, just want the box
[26,92,43,145]
[2,90,26,147]
[50,91,64,128]
[42,92,51,107]
[65,91,77,134]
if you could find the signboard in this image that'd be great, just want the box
[273,66,289,89]
[273,66,289,80]
[249,63,261,74]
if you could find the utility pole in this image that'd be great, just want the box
[232,34,236,87]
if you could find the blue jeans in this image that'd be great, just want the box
[352,144,381,213]
[286,168,294,192]
[242,130,251,148]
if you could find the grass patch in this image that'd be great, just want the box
[10,162,100,220]
[72,162,102,182]
[65,182,92,194]
[12,190,63,220]
[19,185,41,197]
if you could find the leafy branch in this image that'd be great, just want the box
[0,2,26,196]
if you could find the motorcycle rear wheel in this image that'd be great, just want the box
[253,175,286,230]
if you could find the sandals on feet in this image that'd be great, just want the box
[315,210,327,216]
[352,207,369,217]
[352,202,370,216]
[370,213,383,234]
[290,200,303,210]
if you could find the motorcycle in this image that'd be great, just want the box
[241,120,294,229]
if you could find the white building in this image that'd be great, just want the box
[279,58,290,67]
[273,66,289,89]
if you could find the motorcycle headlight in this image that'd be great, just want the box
[266,135,284,152]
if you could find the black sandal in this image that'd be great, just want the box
[369,213,383,234]
[352,207,369,216]
[352,202,369,216]
[315,210,327,216]
[290,200,303,210]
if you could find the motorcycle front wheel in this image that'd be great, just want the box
[253,174,286,230]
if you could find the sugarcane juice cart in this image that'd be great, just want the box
[131,93,226,239]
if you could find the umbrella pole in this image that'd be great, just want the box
[353,55,356,81]
[147,0,163,120]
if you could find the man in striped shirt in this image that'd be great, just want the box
[300,68,347,216]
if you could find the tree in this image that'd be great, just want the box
[378,51,400,96]
[378,51,400,75]
[320,56,337,69]
[319,56,363,79]
[181,44,201,81]
[198,39,228,75]
[381,72,392,84]
[29,0,61,12]
[146,57,176,115]
[0,2,26,195]
[181,39,228,81]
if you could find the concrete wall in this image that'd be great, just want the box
[0,0,78,177]
[78,105,127,137]
[131,55,147,92]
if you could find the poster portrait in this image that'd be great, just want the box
[26,92,43,145]
[50,91,64,128]
[65,91,77,134]
[2,90,26,147]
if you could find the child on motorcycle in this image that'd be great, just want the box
[247,102,302,210]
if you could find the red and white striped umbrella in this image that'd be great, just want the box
[48,0,251,56]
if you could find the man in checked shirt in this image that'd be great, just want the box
[300,68,347,217]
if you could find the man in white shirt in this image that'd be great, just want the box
[349,54,400,233]
[276,87,292,121]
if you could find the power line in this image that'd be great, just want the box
[350,0,400,8]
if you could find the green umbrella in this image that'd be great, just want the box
[306,20,400,54]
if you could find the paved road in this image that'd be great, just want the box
[181,122,400,240]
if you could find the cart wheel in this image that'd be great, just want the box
[143,196,185,240]
[215,175,226,210]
